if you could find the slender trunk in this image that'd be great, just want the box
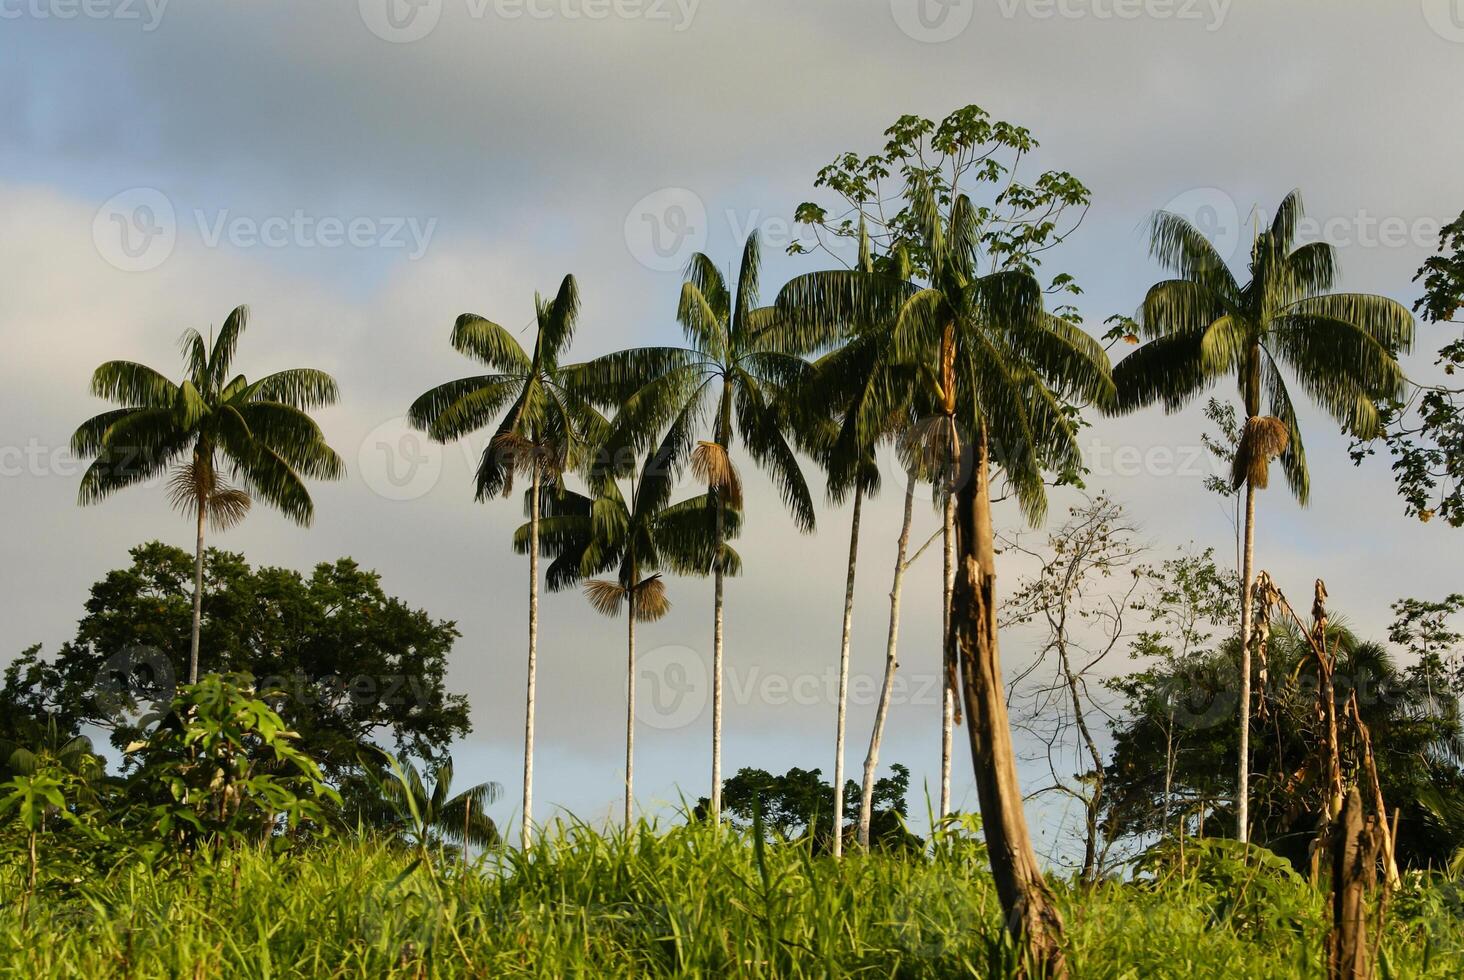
[831,485,863,859]
[522,463,541,851]
[860,474,916,849]
[625,583,636,831]
[940,488,956,821]
[1237,479,1257,845]
[189,499,206,684]
[1058,639,1103,884]
[710,498,725,825]
[952,427,1066,976]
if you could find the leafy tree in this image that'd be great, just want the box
[0,542,470,783]
[514,456,737,828]
[574,233,815,825]
[1355,210,1464,524]
[1112,191,1414,843]
[408,275,602,850]
[702,763,920,853]
[353,754,501,857]
[71,306,344,683]
[777,105,1110,969]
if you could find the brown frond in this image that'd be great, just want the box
[691,441,742,507]
[1231,415,1290,490]
[584,579,627,618]
[632,575,671,622]
[166,456,253,531]
[207,486,252,531]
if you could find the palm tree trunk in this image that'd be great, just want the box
[522,462,541,851]
[711,497,725,825]
[831,484,864,859]
[625,583,636,831]
[189,500,206,685]
[1237,478,1257,845]
[859,473,916,849]
[940,488,956,821]
[952,426,1067,976]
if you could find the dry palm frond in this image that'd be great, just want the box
[488,432,541,496]
[1231,415,1290,490]
[632,575,671,622]
[584,579,627,618]
[1250,571,1282,717]
[897,416,961,489]
[691,441,742,507]
[167,457,252,531]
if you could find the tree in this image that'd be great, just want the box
[72,305,344,683]
[0,542,471,785]
[513,457,737,829]
[573,234,815,825]
[1112,191,1414,844]
[409,275,601,850]
[778,106,1110,971]
[703,763,921,853]
[354,754,501,857]
[1355,210,1464,525]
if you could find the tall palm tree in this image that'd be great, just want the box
[73,306,343,684]
[514,456,738,829]
[779,175,1112,970]
[573,233,815,825]
[408,275,601,851]
[1112,191,1414,844]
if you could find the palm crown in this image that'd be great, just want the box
[73,305,344,525]
[1113,190,1414,503]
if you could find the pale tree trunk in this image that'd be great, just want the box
[940,488,956,820]
[625,583,636,831]
[521,463,541,851]
[859,474,916,849]
[831,485,864,858]
[710,498,725,825]
[1237,479,1257,845]
[189,499,206,685]
[952,427,1067,976]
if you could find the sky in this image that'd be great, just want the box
[2,0,1462,863]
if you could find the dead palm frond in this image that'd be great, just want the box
[1231,415,1290,491]
[691,441,743,507]
[584,579,628,617]
[585,574,672,622]
[166,457,252,531]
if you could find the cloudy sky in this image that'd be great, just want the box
[3,0,1462,858]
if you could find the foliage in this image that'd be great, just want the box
[0,542,471,780]
[349,753,501,854]
[704,763,921,853]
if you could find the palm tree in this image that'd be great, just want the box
[1112,191,1414,844]
[408,274,600,851]
[778,175,1112,970]
[573,233,815,824]
[514,456,738,829]
[361,754,502,857]
[73,306,343,684]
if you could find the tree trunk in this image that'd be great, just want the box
[625,583,636,831]
[831,485,863,859]
[859,473,916,849]
[1237,479,1257,844]
[710,497,725,825]
[940,488,956,821]
[189,497,206,685]
[952,427,1067,976]
[522,463,541,851]
[1328,787,1376,980]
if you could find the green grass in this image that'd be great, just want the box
[2,821,1461,977]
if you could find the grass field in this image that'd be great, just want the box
[3,820,1462,978]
